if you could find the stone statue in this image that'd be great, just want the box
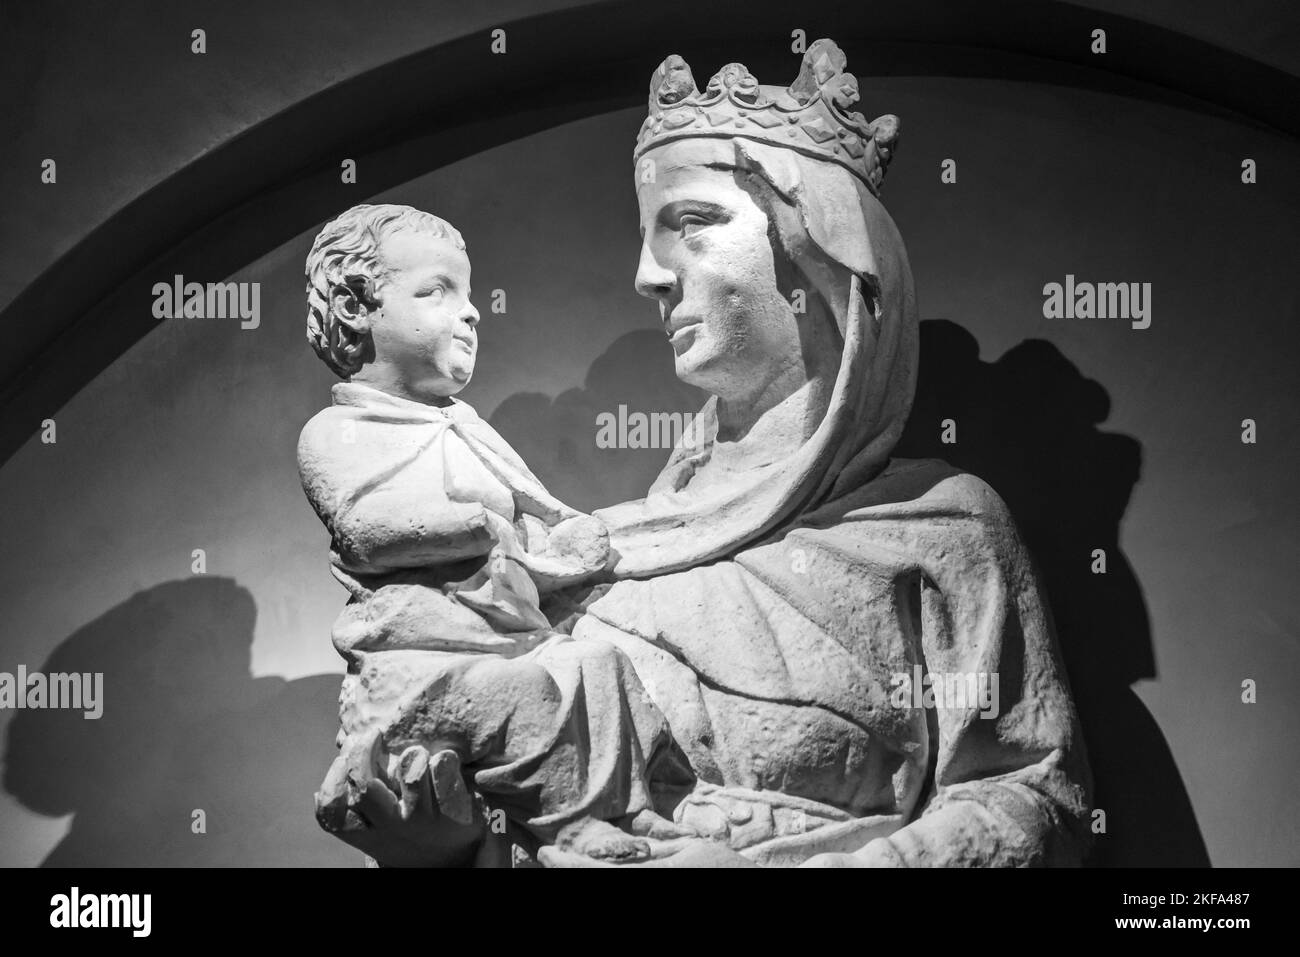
[299,39,1093,868]
[298,205,696,864]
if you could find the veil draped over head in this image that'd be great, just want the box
[597,141,918,578]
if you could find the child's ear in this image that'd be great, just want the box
[330,281,377,374]
[330,282,373,335]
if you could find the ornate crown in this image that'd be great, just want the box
[634,39,900,196]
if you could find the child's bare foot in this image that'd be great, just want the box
[556,818,651,861]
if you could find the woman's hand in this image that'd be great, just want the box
[514,513,614,593]
[315,731,487,868]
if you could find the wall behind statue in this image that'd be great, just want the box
[1,72,1297,864]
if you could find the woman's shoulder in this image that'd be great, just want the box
[892,459,1011,519]
[806,459,1029,572]
[843,457,1013,524]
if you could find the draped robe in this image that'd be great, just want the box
[572,457,1091,865]
[298,384,684,838]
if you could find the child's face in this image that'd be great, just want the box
[370,229,479,400]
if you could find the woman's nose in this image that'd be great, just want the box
[635,244,676,300]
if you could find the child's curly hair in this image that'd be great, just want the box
[305,204,465,377]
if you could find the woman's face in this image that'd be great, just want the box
[634,140,807,402]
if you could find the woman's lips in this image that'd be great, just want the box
[667,317,700,338]
[668,322,699,353]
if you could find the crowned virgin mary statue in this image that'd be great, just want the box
[324,39,1093,868]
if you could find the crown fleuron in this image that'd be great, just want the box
[634,39,900,196]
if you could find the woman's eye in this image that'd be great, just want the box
[679,214,710,236]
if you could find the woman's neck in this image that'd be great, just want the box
[706,289,843,472]
[710,360,837,473]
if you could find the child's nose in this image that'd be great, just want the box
[461,301,481,326]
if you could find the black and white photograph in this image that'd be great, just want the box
[0,0,1295,938]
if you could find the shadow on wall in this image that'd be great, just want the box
[493,321,1210,868]
[893,319,1208,867]
[491,329,706,514]
[2,577,357,867]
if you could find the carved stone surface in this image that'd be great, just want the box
[297,39,1092,868]
[298,204,693,863]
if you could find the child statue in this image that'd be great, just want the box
[297,204,692,862]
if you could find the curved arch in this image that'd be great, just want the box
[3,0,1296,463]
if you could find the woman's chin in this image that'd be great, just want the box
[673,350,743,396]
[673,361,705,391]
[673,343,713,383]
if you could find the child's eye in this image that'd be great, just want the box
[418,285,445,299]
